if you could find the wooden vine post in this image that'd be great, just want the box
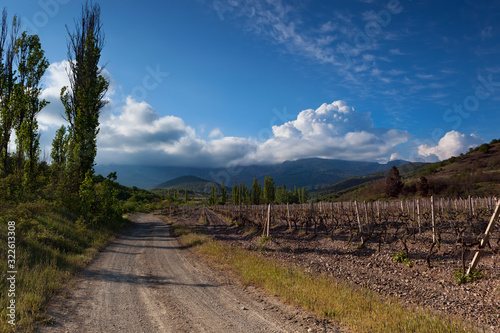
[417,199,421,234]
[431,196,436,243]
[467,199,500,275]
[265,203,271,237]
[287,203,291,229]
[311,202,317,235]
[355,201,364,244]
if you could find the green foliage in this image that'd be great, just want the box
[417,176,430,196]
[79,171,122,224]
[275,184,300,204]
[50,125,69,174]
[220,179,227,204]
[477,143,490,154]
[251,178,262,205]
[263,174,275,204]
[392,251,413,268]
[13,32,49,184]
[259,236,273,243]
[207,182,218,205]
[0,199,130,331]
[61,1,108,190]
[300,187,308,203]
[453,269,483,284]
[232,183,240,205]
[385,166,404,198]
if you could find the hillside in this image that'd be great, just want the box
[150,175,216,192]
[317,139,500,201]
[311,162,427,200]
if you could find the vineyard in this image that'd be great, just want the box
[208,197,499,271]
[164,196,500,331]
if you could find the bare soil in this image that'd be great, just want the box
[166,207,500,333]
[38,214,345,333]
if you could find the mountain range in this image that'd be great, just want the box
[95,158,415,191]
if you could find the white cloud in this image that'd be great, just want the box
[209,128,223,138]
[233,101,409,165]
[389,48,405,55]
[37,62,411,167]
[417,131,484,162]
[97,99,409,167]
[96,97,253,167]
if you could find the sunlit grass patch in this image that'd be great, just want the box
[171,221,476,333]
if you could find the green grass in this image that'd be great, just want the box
[392,250,413,268]
[172,222,476,333]
[453,269,484,285]
[0,200,130,332]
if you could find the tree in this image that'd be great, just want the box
[220,179,227,204]
[232,183,239,205]
[61,1,108,190]
[240,183,248,204]
[263,174,275,204]
[208,183,218,205]
[51,125,69,174]
[417,176,430,197]
[13,31,49,183]
[300,187,308,204]
[385,166,403,198]
[251,178,262,205]
[0,10,19,176]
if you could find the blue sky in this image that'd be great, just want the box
[5,0,500,167]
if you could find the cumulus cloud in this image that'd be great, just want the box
[209,128,223,138]
[36,62,411,167]
[233,101,409,165]
[417,131,484,162]
[96,99,410,167]
[96,97,253,167]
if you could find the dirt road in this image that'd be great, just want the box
[40,214,343,333]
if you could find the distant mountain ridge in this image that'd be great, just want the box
[95,158,413,191]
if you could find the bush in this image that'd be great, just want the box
[477,143,490,154]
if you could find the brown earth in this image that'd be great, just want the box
[164,206,500,333]
[38,214,345,333]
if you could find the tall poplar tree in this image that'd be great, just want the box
[61,1,108,190]
[0,10,19,176]
[13,32,49,183]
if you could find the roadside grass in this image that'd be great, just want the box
[171,221,476,333]
[0,200,131,332]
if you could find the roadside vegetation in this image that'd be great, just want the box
[169,221,476,333]
[0,3,165,332]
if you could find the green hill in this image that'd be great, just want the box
[150,175,216,192]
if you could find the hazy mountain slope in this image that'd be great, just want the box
[96,158,411,190]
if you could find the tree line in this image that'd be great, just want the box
[207,175,308,205]
[0,2,119,223]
